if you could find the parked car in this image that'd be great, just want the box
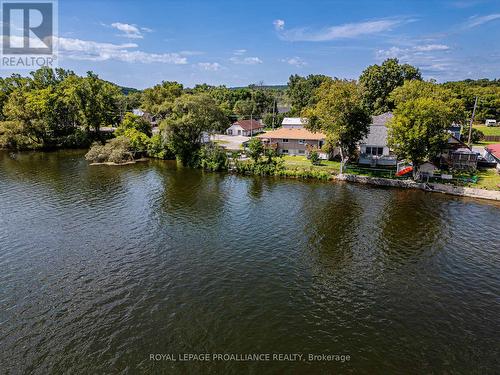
[485,119,497,126]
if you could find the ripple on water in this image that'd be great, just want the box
[0,150,499,374]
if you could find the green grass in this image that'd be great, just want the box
[475,169,500,190]
[473,125,500,137]
[282,155,341,173]
[473,141,499,146]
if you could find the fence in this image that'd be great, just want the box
[483,135,500,142]
[344,165,403,179]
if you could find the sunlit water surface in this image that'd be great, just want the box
[0,150,499,374]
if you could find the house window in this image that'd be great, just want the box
[237,130,241,135]
[282,139,289,143]
[227,129,232,135]
[298,150,305,154]
[298,139,305,144]
[282,149,289,154]
[366,146,383,156]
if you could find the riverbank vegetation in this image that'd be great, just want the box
[0,68,123,150]
[1,64,498,189]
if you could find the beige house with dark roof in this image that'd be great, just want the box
[257,127,329,159]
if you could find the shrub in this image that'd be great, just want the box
[58,128,91,148]
[115,113,152,137]
[147,134,175,159]
[309,150,320,165]
[199,143,228,171]
[246,138,264,162]
[85,136,134,164]
[123,128,150,155]
[0,121,40,149]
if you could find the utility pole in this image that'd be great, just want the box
[272,97,276,129]
[468,96,478,148]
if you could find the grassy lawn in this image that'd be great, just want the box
[475,169,500,190]
[473,141,499,146]
[473,125,500,137]
[282,155,341,173]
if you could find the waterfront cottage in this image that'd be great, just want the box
[226,119,263,136]
[358,112,397,167]
[439,136,478,170]
[256,127,328,159]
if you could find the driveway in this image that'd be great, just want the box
[211,134,250,150]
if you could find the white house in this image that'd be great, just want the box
[281,117,308,129]
[226,119,263,136]
[359,112,397,167]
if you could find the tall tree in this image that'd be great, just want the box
[387,80,465,177]
[161,94,229,166]
[304,80,371,173]
[287,74,330,114]
[359,58,422,115]
[141,81,183,120]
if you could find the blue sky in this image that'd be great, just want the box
[6,0,500,88]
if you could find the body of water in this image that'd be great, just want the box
[1,150,499,374]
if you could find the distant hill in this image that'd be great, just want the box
[230,85,287,91]
[119,86,141,95]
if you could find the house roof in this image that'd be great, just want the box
[282,117,308,126]
[371,112,394,126]
[257,127,325,141]
[233,119,263,131]
[486,144,500,159]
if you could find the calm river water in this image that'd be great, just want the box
[1,150,499,374]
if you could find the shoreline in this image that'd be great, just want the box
[4,149,499,201]
[335,173,500,201]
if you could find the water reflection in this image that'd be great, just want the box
[303,184,363,272]
[1,151,500,374]
[378,190,445,264]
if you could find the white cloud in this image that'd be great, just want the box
[111,22,143,39]
[282,56,307,67]
[229,50,262,64]
[413,44,450,52]
[277,19,404,42]
[108,22,153,39]
[57,37,187,64]
[197,62,222,71]
[233,49,247,56]
[275,18,406,42]
[465,14,500,28]
[230,56,263,65]
[375,44,455,77]
[273,19,285,31]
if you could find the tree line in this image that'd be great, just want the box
[1,61,498,175]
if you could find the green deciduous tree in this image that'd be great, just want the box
[161,94,229,166]
[246,137,264,162]
[199,143,228,171]
[387,81,464,178]
[287,74,330,114]
[304,79,371,173]
[359,58,422,115]
[141,81,183,120]
[115,113,152,137]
